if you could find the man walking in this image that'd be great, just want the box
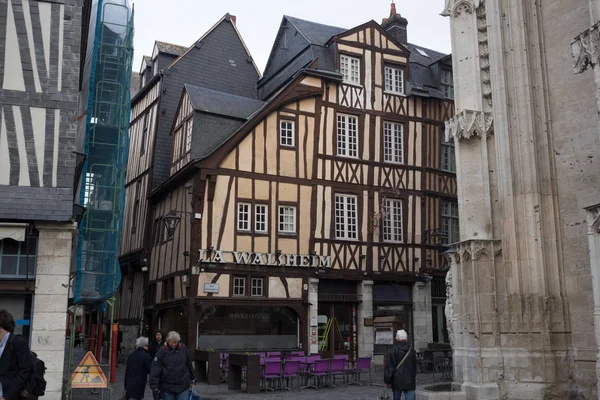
[384,329,417,400]
[0,309,32,400]
[150,331,195,400]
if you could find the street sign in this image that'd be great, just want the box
[204,283,219,293]
[71,351,108,388]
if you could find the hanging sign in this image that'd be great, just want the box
[71,351,107,388]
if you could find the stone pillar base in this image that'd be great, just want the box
[460,383,499,400]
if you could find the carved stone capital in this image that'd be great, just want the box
[445,239,502,263]
[585,203,600,234]
[445,109,494,142]
[572,22,600,74]
[441,0,483,17]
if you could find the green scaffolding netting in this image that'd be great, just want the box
[75,0,133,305]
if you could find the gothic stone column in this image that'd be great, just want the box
[357,280,374,358]
[412,281,432,351]
[30,222,77,400]
[586,204,600,397]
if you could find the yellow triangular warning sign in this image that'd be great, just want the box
[71,351,108,388]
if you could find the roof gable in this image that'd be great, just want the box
[330,20,410,54]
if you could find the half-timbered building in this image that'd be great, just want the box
[116,13,261,353]
[140,4,457,360]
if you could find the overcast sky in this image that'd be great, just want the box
[131,0,451,74]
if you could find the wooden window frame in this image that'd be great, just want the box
[334,194,358,240]
[278,204,297,235]
[384,65,405,96]
[279,119,295,148]
[441,200,459,244]
[255,204,268,234]
[382,198,404,243]
[440,68,454,100]
[251,277,264,297]
[383,121,404,164]
[340,54,361,86]
[228,273,268,298]
[441,136,456,173]
[237,202,251,232]
[336,113,359,159]
[232,276,246,297]
[0,237,38,278]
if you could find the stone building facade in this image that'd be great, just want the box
[0,0,84,399]
[443,0,600,398]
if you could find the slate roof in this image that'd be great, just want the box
[155,41,188,57]
[130,72,140,97]
[259,16,451,99]
[185,84,265,120]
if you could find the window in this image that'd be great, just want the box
[383,199,403,242]
[251,278,264,297]
[255,204,268,233]
[185,119,193,153]
[131,181,141,234]
[441,200,459,244]
[233,277,246,296]
[0,238,38,278]
[384,66,404,95]
[153,60,159,75]
[140,111,150,155]
[441,136,456,172]
[441,69,454,99]
[280,120,295,147]
[383,122,404,164]
[278,206,296,234]
[335,195,358,240]
[340,55,360,85]
[237,203,250,231]
[337,114,358,158]
[416,48,429,57]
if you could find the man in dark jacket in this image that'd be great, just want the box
[384,329,417,400]
[0,309,32,400]
[125,337,152,400]
[150,331,195,400]
[148,330,164,359]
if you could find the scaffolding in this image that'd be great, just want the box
[68,0,133,397]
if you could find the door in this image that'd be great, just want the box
[317,302,357,357]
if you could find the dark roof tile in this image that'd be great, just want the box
[156,41,188,57]
[184,84,265,120]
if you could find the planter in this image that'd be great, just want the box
[195,350,221,385]
[415,384,466,400]
[228,353,261,393]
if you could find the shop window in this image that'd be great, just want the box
[0,238,37,278]
[251,278,264,297]
[233,276,246,296]
[335,194,357,240]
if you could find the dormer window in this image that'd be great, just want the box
[441,69,454,99]
[153,60,159,76]
[384,66,405,95]
[340,55,360,85]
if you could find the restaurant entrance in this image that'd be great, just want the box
[317,280,359,359]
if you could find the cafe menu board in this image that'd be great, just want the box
[375,328,394,345]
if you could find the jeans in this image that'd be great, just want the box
[393,390,415,400]
[161,390,190,400]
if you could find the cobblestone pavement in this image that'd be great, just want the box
[65,343,446,400]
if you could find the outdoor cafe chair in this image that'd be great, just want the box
[221,354,230,383]
[261,360,282,391]
[349,357,372,385]
[282,360,301,391]
[329,358,345,387]
[308,359,330,388]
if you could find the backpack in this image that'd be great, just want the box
[10,335,47,399]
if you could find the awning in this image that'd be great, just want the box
[0,223,27,241]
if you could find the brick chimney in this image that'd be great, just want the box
[381,1,408,44]
[230,15,236,25]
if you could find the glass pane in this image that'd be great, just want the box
[22,238,37,256]
[3,239,19,255]
[1,256,18,275]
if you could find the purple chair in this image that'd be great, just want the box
[350,357,372,385]
[329,358,345,386]
[261,360,282,391]
[282,360,300,391]
[221,355,230,382]
[268,351,282,357]
[291,351,304,357]
[308,359,330,388]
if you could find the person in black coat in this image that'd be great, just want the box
[125,337,152,400]
[150,331,195,400]
[0,309,32,400]
[384,329,418,400]
[148,330,164,359]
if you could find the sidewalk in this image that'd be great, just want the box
[65,343,446,400]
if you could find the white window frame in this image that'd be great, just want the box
[335,194,358,240]
[336,114,359,158]
[278,206,296,234]
[185,119,193,153]
[280,120,295,147]
[233,277,246,296]
[384,66,405,95]
[255,204,268,233]
[340,55,360,85]
[383,199,403,243]
[251,277,264,297]
[383,121,404,164]
[237,203,250,232]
